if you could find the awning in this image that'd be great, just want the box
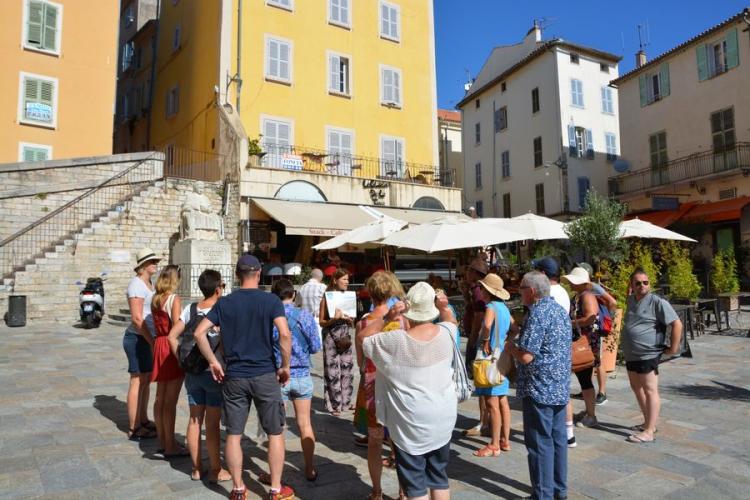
[251,198,464,236]
[681,196,750,223]
[625,203,696,228]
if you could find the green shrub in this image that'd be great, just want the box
[608,242,660,309]
[660,241,701,300]
[711,247,740,294]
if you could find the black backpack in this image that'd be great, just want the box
[178,303,222,375]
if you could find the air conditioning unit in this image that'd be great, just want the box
[719,187,737,200]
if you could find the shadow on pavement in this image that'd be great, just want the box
[665,380,750,402]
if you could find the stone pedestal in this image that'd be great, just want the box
[173,239,233,298]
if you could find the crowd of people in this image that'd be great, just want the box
[121,246,683,500]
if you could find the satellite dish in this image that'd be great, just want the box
[613,159,630,173]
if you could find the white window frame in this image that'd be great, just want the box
[379,1,400,42]
[327,50,352,96]
[328,0,351,29]
[266,0,293,12]
[18,142,52,162]
[264,34,293,84]
[260,114,295,150]
[601,86,614,114]
[708,39,728,77]
[325,126,355,175]
[380,64,402,108]
[605,132,617,161]
[22,0,63,56]
[379,134,405,177]
[571,78,584,107]
[17,71,59,129]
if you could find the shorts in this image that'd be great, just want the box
[280,375,314,401]
[185,371,223,407]
[123,330,153,373]
[626,356,660,375]
[222,372,285,436]
[393,441,451,498]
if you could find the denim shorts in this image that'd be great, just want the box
[185,371,223,407]
[123,330,153,374]
[393,441,451,498]
[280,375,314,402]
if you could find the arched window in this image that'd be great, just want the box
[274,181,327,202]
[412,196,445,211]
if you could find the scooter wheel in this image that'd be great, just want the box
[83,315,96,329]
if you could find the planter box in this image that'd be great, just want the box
[600,308,623,373]
[718,294,739,313]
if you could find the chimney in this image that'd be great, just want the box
[635,50,647,68]
[525,20,542,46]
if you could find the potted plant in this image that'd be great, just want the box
[660,241,701,303]
[712,247,740,311]
[247,136,265,168]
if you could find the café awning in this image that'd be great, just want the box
[681,196,750,224]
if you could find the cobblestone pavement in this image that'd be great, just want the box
[1,316,749,499]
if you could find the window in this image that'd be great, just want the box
[577,177,591,209]
[475,99,480,109]
[531,87,540,113]
[600,63,610,73]
[327,127,354,175]
[502,193,511,218]
[19,142,52,162]
[570,79,584,107]
[535,184,545,215]
[262,116,293,166]
[265,36,292,83]
[165,85,179,117]
[601,86,614,114]
[570,53,580,64]
[19,72,57,128]
[639,64,670,106]
[605,133,617,162]
[474,162,482,189]
[501,82,506,92]
[568,125,594,159]
[267,0,293,11]
[380,1,400,42]
[121,41,135,72]
[474,123,481,144]
[533,137,543,167]
[413,196,445,210]
[494,106,507,132]
[380,136,405,177]
[697,28,739,81]
[328,53,350,95]
[124,5,134,28]
[501,150,510,178]
[380,66,401,106]
[329,0,350,27]
[711,108,736,171]
[475,201,484,217]
[172,24,181,51]
[24,0,62,54]
[135,47,143,69]
[649,131,668,168]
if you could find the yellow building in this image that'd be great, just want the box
[0,0,119,163]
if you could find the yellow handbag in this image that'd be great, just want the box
[473,348,505,388]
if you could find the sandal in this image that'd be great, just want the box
[191,469,202,481]
[627,433,655,444]
[258,471,272,486]
[368,491,383,500]
[473,444,501,457]
[499,439,512,452]
[208,468,232,484]
[305,468,318,482]
[128,425,157,441]
[630,424,659,433]
[381,456,396,469]
[141,420,157,431]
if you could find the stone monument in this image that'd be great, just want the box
[173,182,233,297]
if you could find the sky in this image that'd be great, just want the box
[434,0,749,109]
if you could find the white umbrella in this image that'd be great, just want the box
[619,218,697,242]
[380,216,528,253]
[312,215,407,250]
[487,213,569,240]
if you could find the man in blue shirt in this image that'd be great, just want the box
[195,254,294,500]
[506,272,571,500]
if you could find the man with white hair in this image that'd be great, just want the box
[297,268,327,340]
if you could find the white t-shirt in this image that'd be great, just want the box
[550,283,571,314]
[180,303,211,324]
[363,322,458,455]
[126,276,155,336]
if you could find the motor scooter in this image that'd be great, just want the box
[78,274,106,328]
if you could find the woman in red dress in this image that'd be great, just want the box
[151,265,186,456]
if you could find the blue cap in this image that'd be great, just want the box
[531,256,560,278]
[236,254,262,271]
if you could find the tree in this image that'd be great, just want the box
[711,247,740,294]
[564,191,628,271]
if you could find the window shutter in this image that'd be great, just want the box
[585,129,594,159]
[42,3,58,51]
[383,69,393,102]
[696,45,708,81]
[329,130,340,151]
[329,54,340,91]
[659,63,670,97]
[381,4,389,35]
[725,28,739,69]
[23,148,36,162]
[279,43,289,79]
[638,74,647,107]
[278,122,290,146]
[393,71,400,103]
[27,0,43,47]
[340,0,349,24]
[568,125,577,156]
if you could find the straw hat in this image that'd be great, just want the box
[403,282,439,323]
[478,273,510,300]
[561,267,591,286]
[134,247,161,271]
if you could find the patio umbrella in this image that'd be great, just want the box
[379,216,528,253]
[490,212,569,240]
[619,218,697,242]
[312,215,407,250]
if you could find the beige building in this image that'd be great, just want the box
[0,0,119,163]
[438,109,463,192]
[610,8,750,285]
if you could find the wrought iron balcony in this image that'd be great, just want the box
[248,143,456,188]
[609,143,750,196]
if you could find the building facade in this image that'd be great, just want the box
[438,109,463,191]
[458,24,621,218]
[0,0,119,163]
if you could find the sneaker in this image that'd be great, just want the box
[567,436,577,448]
[572,410,586,423]
[595,393,608,406]
[576,415,599,428]
[570,392,583,399]
[268,485,295,500]
[230,488,248,500]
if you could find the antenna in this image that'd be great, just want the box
[637,24,650,51]
[536,16,558,33]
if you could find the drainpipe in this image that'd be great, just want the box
[235,0,242,115]
[145,0,161,149]
[492,100,497,216]
[549,43,569,213]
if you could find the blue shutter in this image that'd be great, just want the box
[639,74,647,107]
[726,28,739,69]
[578,177,590,209]
[585,129,594,159]
[659,63,670,97]
[696,45,708,81]
[568,125,577,156]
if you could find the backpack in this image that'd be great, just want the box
[178,303,222,374]
[594,296,613,337]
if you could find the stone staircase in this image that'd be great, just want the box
[1,178,231,324]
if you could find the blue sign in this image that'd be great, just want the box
[25,102,52,122]
[652,197,679,210]
[280,154,303,171]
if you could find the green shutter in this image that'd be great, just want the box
[639,74,647,107]
[725,28,739,69]
[27,0,43,47]
[42,2,58,51]
[659,63,670,97]
[23,147,49,162]
[23,77,54,123]
[696,45,708,81]
[39,80,54,107]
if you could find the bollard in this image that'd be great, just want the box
[5,295,26,327]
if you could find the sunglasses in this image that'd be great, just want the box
[634,280,649,286]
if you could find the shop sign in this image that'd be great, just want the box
[652,197,679,210]
[280,154,303,171]
[25,102,52,122]
[362,179,388,206]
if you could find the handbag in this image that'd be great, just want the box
[472,303,507,387]
[571,333,595,372]
[440,323,473,403]
[327,321,352,354]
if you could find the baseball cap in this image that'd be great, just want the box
[236,254,262,271]
[531,256,560,278]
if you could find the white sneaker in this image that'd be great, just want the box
[567,436,577,448]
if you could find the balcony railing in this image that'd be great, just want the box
[251,143,456,188]
[609,143,750,196]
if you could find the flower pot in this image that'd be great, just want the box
[246,153,265,168]
[600,308,623,373]
[718,294,739,313]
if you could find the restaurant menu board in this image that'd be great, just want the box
[325,291,357,318]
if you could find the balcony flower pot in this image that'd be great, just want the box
[600,308,623,373]
[246,152,266,169]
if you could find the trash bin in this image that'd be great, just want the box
[5,294,26,327]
